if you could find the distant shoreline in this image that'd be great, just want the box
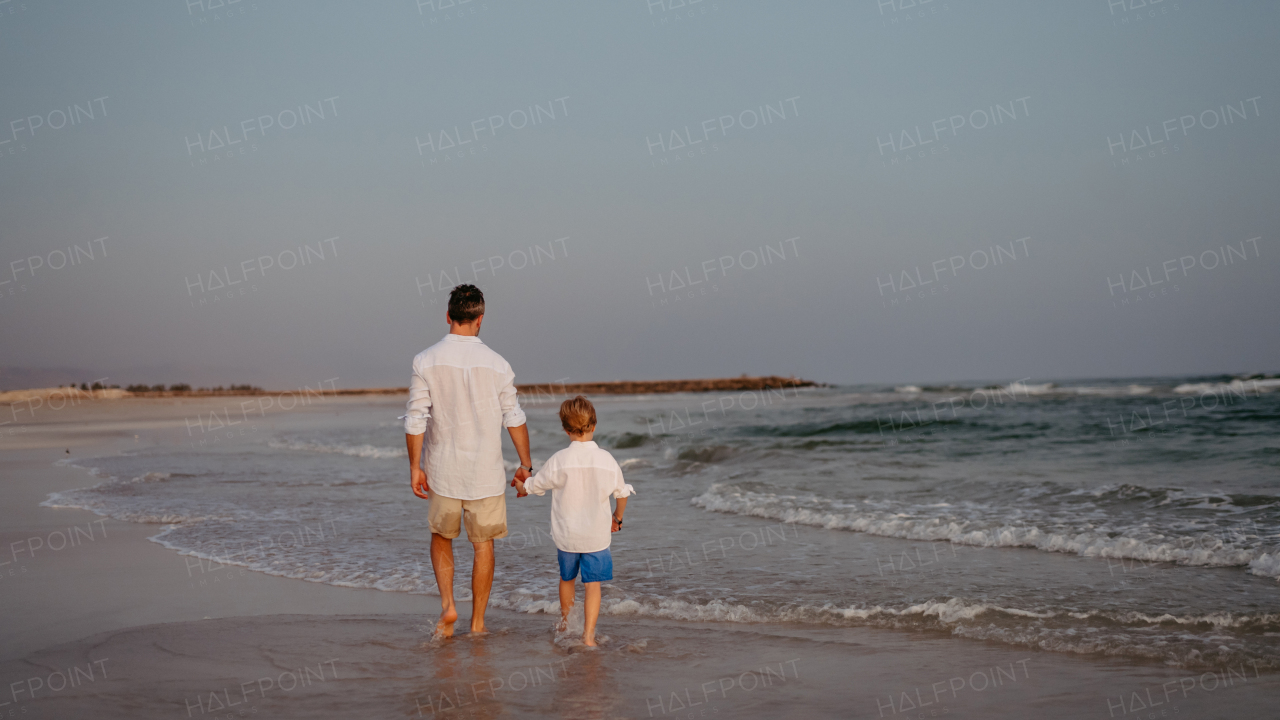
[0,376,818,404]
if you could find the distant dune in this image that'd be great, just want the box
[0,386,130,404]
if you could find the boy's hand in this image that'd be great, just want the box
[513,479,528,498]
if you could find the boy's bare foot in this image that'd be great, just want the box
[557,615,570,633]
[583,634,598,647]
[435,607,458,638]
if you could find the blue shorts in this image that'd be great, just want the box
[557,548,613,583]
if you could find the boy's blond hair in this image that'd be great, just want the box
[559,395,596,435]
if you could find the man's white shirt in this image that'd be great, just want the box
[523,440,635,554]
[402,334,526,500]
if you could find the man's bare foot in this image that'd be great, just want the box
[556,615,569,633]
[435,607,458,638]
[470,619,488,635]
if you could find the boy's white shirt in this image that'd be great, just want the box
[523,440,635,554]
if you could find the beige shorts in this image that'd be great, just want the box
[428,493,508,542]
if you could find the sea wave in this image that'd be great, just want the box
[893,382,1156,397]
[691,483,1273,571]
[268,439,403,460]
[495,593,1279,669]
[1174,378,1280,395]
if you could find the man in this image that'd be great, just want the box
[404,284,533,637]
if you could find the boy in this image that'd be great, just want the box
[514,395,634,647]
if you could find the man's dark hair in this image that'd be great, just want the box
[448,284,485,324]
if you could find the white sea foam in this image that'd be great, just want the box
[691,483,1263,569]
[496,592,1278,667]
[1174,379,1280,395]
[268,440,402,459]
[1069,384,1154,396]
[1003,381,1056,396]
[1249,552,1280,580]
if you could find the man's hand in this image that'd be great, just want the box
[611,515,622,533]
[513,479,528,498]
[513,466,532,484]
[411,466,430,499]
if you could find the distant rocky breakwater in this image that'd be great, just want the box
[0,376,819,404]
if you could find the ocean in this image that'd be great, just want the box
[45,374,1280,671]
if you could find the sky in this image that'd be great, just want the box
[0,0,1276,390]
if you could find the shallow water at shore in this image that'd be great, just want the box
[42,376,1280,674]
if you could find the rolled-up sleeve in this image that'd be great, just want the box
[402,358,432,435]
[612,462,635,499]
[498,366,526,428]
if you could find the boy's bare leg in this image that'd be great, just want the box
[583,581,601,646]
[469,540,495,634]
[430,533,458,637]
[558,579,575,632]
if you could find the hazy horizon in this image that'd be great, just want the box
[2,1,1276,391]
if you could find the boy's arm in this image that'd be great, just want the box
[612,497,628,532]
[611,460,634,531]
[519,457,561,497]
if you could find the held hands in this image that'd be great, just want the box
[411,466,430,499]
[511,465,532,498]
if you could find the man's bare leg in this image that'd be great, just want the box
[583,581,601,646]
[558,579,575,632]
[430,533,458,637]
[470,539,495,634]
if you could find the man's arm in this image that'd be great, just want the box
[407,433,429,498]
[498,365,529,489]
[403,356,432,499]
[508,424,533,486]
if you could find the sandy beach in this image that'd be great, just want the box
[1,394,1276,719]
